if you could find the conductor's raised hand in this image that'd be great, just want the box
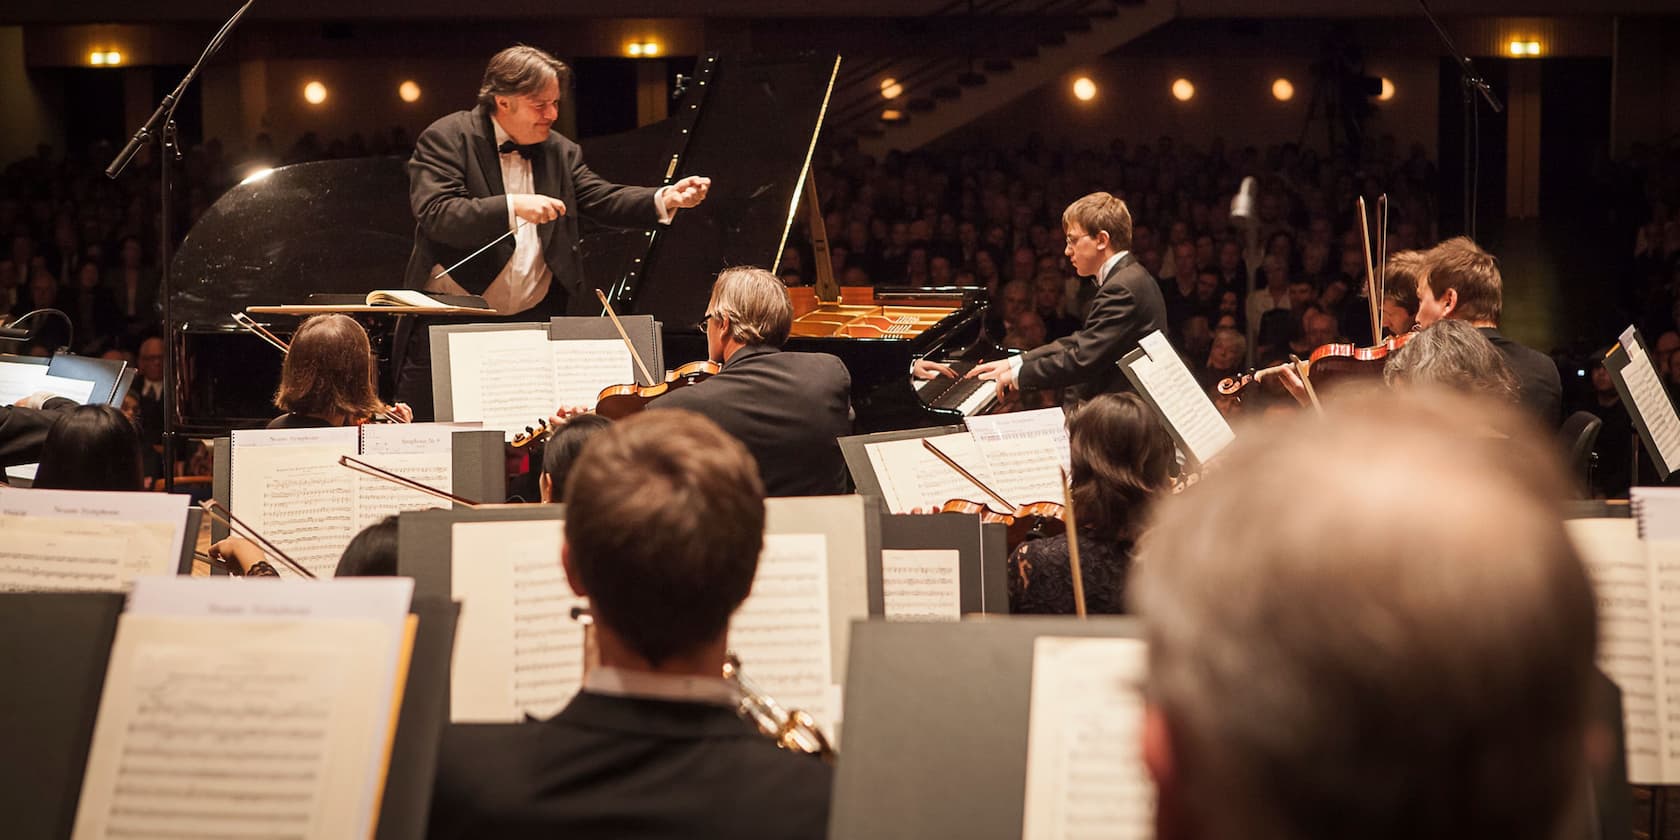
[663,176,712,212]
[511,194,568,225]
[966,358,1019,392]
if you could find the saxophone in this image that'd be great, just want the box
[723,654,836,763]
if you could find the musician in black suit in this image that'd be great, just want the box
[650,267,853,496]
[428,410,834,840]
[968,192,1168,407]
[394,45,711,418]
[0,395,77,468]
[1414,236,1563,428]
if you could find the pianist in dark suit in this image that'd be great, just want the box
[428,410,834,840]
[650,266,853,497]
[967,192,1168,407]
[394,44,711,419]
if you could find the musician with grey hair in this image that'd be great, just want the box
[429,410,832,840]
[1382,317,1521,406]
[394,44,712,419]
[1132,392,1598,840]
[650,266,853,496]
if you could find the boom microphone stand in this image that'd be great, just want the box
[106,0,254,491]
[1417,0,1502,241]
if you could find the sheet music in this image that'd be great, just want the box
[1568,517,1665,782]
[1021,636,1154,840]
[353,451,454,527]
[551,338,634,410]
[0,360,97,405]
[881,548,961,621]
[358,420,480,455]
[730,533,835,729]
[0,487,190,573]
[71,615,394,840]
[1620,332,1680,474]
[1126,331,1234,465]
[450,519,586,722]
[968,407,1069,506]
[0,516,177,592]
[445,328,556,440]
[865,433,992,513]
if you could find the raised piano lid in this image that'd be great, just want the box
[170,157,414,329]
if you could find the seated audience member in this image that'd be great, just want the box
[211,515,401,578]
[33,404,145,491]
[1383,318,1521,405]
[1009,393,1174,615]
[1002,310,1047,351]
[539,413,613,503]
[651,267,853,496]
[1033,271,1079,340]
[1415,237,1562,427]
[1198,327,1246,392]
[271,314,411,428]
[1133,393,1597,840]
[429,410,833,840]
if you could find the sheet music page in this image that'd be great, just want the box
[231,428,361,578]
[358,421,481,455]
[1021,636,1154,840]
[1568,518,1664,781]
[71,615,393,840]
[865,433,993,513]
[1620,332,1680,474]
[729,533,835,729]
[0,487,189,572]
[967,407,1069,506]
[551,338,634,411]
[450,519,586,723]
[881,548,962,620]
[1127,331,1235,465]
[445,328,556,441]
[0,516,177,592]
[353,451,454,528]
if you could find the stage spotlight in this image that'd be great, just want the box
[90,51,105,65]
[104,51,122,65]
[880,78,903,100]
[399,81,422,103]
[1271,78,1295,102]
[1171,78,1194,102]
[1072,77,1097,102]
[627,42,644,57]
[1379,77,1395,101]
[304,81,328,105]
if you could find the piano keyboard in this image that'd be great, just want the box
[913,360,1001,416]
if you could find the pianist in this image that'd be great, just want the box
[394,44,712,419]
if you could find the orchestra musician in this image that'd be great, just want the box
[1008,392,1174,615]
[270,314,411,429]
[1413,237,1563,427]
[1382,318,1521,407]
[1379,249,1424,337]
[428,410,833,840]
[648,267,853,497]
[538,413,612,503]
[394,45,712,420]
[1133,392,1598,840]
[967,192,1168,407]
[0,392,78,469]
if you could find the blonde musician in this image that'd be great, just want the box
[269,314,411,428]
[428,410,832,840]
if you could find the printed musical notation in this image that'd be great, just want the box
[551,339,633,411]
[0,515,177,593]
[730,533,834,728]
[882,549,962,621]
[445,328,555,440]
[865,433,991,513]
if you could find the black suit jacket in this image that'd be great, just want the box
[1019,252,1169,405]
[0,398,76,468]
[1478,326,1563,429]
[404,105,661,307]
[650,345,853,497]
[428,692,834,840]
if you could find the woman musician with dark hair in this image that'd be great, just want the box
[269,314,412,429]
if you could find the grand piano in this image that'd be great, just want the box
[170,52,1000,436]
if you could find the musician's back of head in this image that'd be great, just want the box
[1132,390,1596,840]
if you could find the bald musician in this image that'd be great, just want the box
[428,410,833,839]
[1133,392,1599,840]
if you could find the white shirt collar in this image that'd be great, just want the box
[490,116,515,152]
[1096,250,1130,284]
[583,666,741,707]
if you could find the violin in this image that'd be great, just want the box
[1216,330,1414,398]
[935,498,1067,550]
[509,359,721,449]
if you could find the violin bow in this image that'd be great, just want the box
[233,312,407,424]
[201,498,317,579]
[338,455,482,509]
[1059,466,1087,619]
[1376,194,1388,336]
[921,438,1017,514]
[1288,354,1325,417]
[595,288,659,387]
[1356,197,1380,346]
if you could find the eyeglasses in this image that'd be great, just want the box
[1064,232,1094,248]
[695,312,718,332]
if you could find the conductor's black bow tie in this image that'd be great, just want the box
[498,139,541,159]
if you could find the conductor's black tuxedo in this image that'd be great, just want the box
[651,345,853,497]
[394,104,662,417]
[427,692,834,840]
[1017,252,1169,406]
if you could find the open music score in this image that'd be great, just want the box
[1120,331,1234,467]
[880,549,961,621]
[729,533,837,737]
[0,488,189,592]
[862,408,1070,514]
[1021,636,1154,840]
[442,327,634,440]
